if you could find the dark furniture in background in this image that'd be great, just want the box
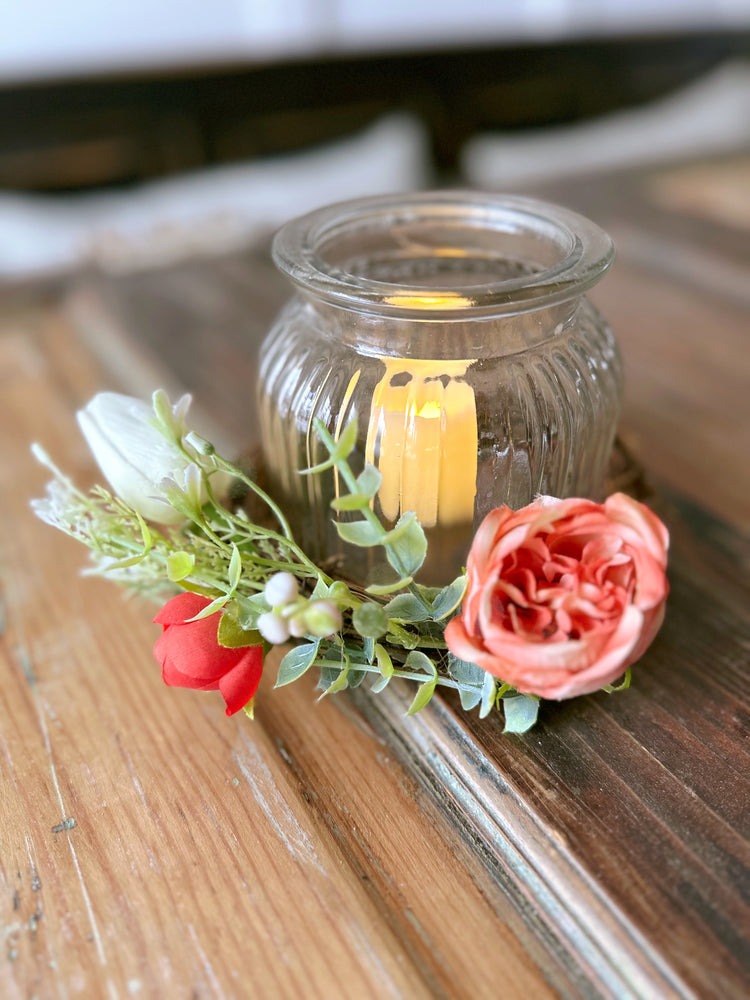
[0,30,747,190]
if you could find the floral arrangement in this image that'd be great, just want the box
[32,390,669,732]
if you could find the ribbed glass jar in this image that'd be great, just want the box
[258,191,622,582]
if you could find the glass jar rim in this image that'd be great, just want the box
[272,190,614,319]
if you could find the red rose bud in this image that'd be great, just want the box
[154,592,263,715]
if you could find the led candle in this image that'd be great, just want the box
[366,357,478,528]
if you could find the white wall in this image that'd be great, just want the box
[0,0,748,84]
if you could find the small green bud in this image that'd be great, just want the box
[352,603,388,639]
[302,600,342,638]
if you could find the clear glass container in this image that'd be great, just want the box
[258,191,622,582]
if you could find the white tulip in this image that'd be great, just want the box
[77,392,205,525]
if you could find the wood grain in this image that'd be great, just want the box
[2,154,749,999]
[0,309,558,1000]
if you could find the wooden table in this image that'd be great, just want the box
[2,155,749,999]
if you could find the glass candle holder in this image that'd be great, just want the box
[258,191,622,583]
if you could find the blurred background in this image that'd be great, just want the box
[0,0,748,279]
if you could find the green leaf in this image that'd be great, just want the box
[479,671,498,719]
[373,642,394,679]
[404,650,437,676]
[502,694,540,733]
[320,652,351,696]
[406,676,437,716]
[447,652,484,686]
[332,419,359,461]
[336,519,383,547]
[603,668,632,693]
[384,593,430,623]
[370,674,391,694]
[347,669,366,689]
[363,636,375,663]
[275,641,321,687]
[430,575,468,620]
[166,550,195,582]
[228,544,242,590]
[447,653,485,711]
[317,666,340,691]
[102,512,152,570]
[330,493,371,512]
[365,576,413,596]
[327,580,353,605]
[404,650,439,714]
[352,603,388,638]
[387,622,420,649]
[458,685,483,712]
[217,614,262,649]
[230,593,270,629]
[187,593,226,621]
[384,512,427,577]
[356,465,382,498]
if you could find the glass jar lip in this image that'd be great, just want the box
[272,190,615,318]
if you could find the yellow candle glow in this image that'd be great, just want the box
[365,357,478,528]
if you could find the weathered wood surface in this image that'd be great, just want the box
[2,155,749,999]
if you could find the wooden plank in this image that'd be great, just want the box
[3,153,749,998]
[0,307,559,998]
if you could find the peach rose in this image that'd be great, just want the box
[445,493,669,700]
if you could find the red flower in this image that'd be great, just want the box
[445,493,669,700]
[153,592,263,715]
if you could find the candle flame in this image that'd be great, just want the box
[383,292,474,310]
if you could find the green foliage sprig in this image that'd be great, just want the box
[32,392,539,732]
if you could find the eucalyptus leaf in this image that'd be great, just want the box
[363,636,375,663]
[347,669,366,689]
[355,464,382,498]
[321,653,351,696]
[447,652,486,688]
[370,674,391,694]
[502,694,540,733]
[317,666,340,691]
[479,671,498,719]
[387,623,419,649]
[365,576,413,596]
[332,419,359,461]
[384,513,427,577]
[447,654,485,710]
[353,603,388,638]
[373,643,394,678]
[231,593,270,629]
[384,594,430,623]
[404,650,437,676]
[336,520,383,547]
[330,493,371,512]
[406,676,437,716]
[275,640,321,687]
[458,684,483,712]
[431,575,468,620]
